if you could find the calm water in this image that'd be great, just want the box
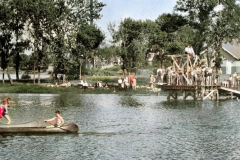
[0,93,240,160]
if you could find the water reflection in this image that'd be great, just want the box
[161,99,205,109]
[119,96,142,108]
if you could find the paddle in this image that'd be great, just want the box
[59,123,79,133]
[44,119,79,133]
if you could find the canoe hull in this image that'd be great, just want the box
[0,127,69,133]
[0,121,79,133]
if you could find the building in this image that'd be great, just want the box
[221,43,240,74]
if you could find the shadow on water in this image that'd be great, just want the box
[53,93,82,108]
[118,96,142,108]
[81,131,119,136]
[160,100,208,109]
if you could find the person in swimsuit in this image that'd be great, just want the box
[44,110,64,127]
[1,97,11,124]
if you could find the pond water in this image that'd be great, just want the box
[0,93,240,160]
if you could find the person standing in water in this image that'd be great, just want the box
[44,110,64,127]
[0,97,11,124]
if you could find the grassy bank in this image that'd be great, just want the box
[82,76,149,86]
[0,83,156,95]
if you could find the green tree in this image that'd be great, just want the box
[0,1,15,84]
[9,0,30,80]
[155,13,189,54]
[74,24,104,79]
[175,0,240,67]
[109,18,168,72]
[0,34,13,84]
[19,54,30,70]
[26,0,68,83]
[156,13,188,34]
[50,0,105,79]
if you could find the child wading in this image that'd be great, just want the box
[0,97,11,124]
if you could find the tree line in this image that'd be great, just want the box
[0,0,105,84]
[102,0,240,73]
[1,0,240,84]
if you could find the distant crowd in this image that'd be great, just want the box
[149,44,240,90]
[50,45,240,91]
[117,74,137,90]
[154,65,223,86]
[221,72,240,89]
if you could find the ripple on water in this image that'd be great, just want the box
[1,94,240,159]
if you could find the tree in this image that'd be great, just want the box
[155,13,190,54]
[156,13,188,34]
[19,54,30,70]
[0,34,13,84]
[89,0,106,25]
[9,0,30,80]
[74,24,104,79]
[0,1,15,84]
[26,0,67,84]
[175,0,240,67]
[109,18,170,72]
[0,0,106,83]
[50,0,105,79]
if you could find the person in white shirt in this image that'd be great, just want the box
[157,68,163,83]
[185,45,195,58]
[118,77,123,89]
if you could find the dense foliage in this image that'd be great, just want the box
[0,0,105,83]
[1,0,240,84]
[107,0,240,72]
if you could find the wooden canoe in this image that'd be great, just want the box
[0,120,79,133]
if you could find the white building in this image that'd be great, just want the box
[221,43,240,74]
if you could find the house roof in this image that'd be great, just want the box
[222,43,240,60]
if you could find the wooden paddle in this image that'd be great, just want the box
[59,123,79,133]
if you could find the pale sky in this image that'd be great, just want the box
[96,0,177,42]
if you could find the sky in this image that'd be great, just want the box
[96,0,177,42]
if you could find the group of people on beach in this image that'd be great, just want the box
[78,79,89,89]
[79,79,109,89]
[0,96,64,127]
[118,74,137,90]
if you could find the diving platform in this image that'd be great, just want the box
[158,54,240,100]
[163,85,240,100]
[162,85,220,100]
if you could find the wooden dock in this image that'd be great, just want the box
[218,87,240,99]
[162,85,220,100]
[162,85,240,100]
[158,54,240,100]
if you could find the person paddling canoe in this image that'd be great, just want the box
[44,110,64,127]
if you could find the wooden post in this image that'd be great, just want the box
[174,92,178,99]
[183,91,186,100]
[167,92,170,100]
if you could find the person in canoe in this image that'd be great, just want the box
[44,110,64,127]
[0,97,11,124]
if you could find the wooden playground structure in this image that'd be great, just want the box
[162,54,240,100]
